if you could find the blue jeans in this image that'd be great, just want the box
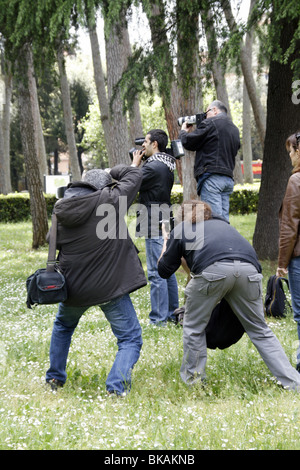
[145,237,179,324]
[288,256,300,366]
[198,174,234,221]
[46,294,142,395]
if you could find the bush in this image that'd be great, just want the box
[170,183,259,215]
[0,193,57,222]
[0,184,259,223]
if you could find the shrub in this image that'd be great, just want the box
[170,184,259,215]
[0,184,259,223]
[0,193,57,222]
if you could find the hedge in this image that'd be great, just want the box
[0,185,259,223]
[0,193,57,222]
[170,184,259,215]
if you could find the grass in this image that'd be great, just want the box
[0,214,299,450]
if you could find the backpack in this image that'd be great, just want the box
[264,275,291,318]
[173,298,245,350]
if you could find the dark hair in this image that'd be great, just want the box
[147,129,168,152]
[286,131,300,151]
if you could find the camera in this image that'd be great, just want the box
[177,112,207,128]
[129,137,146,161]
[129,137,184,160]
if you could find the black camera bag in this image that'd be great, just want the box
[26,214,67,309]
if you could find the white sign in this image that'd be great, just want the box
[44,175,70,196]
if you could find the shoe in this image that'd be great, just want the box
[46,378,64,391]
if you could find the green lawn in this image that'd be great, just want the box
[0,215,299,450]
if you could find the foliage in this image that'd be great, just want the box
[0,216,299,450]
[0,193,56,222]
[0,182,260,223]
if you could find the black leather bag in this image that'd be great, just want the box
[26,214,67,309]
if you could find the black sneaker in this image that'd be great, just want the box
[46,378,64,391]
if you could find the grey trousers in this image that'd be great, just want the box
[180,260,300,391]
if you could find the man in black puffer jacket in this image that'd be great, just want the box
[45,165,147,395]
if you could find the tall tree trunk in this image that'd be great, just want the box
[144,0,200,199]
[242,1,254,184]
[0,57,12,194]
[201,7,231,117]
[57,48,81,181]
[105,12,131,166]
[176,0,201,200]
[89,26,115,162]
[220,0,266,149]
[253,15,300,259]
[16,44,48,248]
[120,22,144,142]
[3,70,12,192]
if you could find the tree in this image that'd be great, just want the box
[253,0,300,259]
[16,43,48,248]
[57,46,82,181]
[0,52,12,194]
[220,0,266,150]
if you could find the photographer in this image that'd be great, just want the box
[157,200,300,392]
[132,129,179,325]
[179,100,240,221]
[45,165,147,395]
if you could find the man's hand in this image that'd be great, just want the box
[276,267,288,277]
[181,122,194,133]
[131,150,145,167]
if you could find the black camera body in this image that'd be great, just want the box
[129,137,146,161]
[177,112,207,128]
[129,137,184,160]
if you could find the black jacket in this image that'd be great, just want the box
[158,218,261,278]
[136,153,176,238]
[179,113,240,180]
[53,165,147,307]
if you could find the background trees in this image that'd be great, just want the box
[0,0,299,256]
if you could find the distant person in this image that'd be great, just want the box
[46,165,147,396]
[276,131,300,372]
[158,200,300,391]
[132,129,179,325]
[179,100,240,221]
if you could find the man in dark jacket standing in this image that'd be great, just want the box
[45,165,147,396]
[132,129,179,325]
[179,100,240,221]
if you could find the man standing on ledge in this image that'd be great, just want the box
[179,100,240,221]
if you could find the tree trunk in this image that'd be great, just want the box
[144,0,199,199]
[0,59,12,194]
[220,0,266,149]
[105,14,131,166]
[57,48,81,181]
[242,8,254,184]
[89,27,115,162]
[253,16,300,260]
[16,44,48,248]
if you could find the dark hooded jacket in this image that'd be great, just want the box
[52,164,147,307]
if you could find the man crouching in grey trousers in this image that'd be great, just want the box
[158,200,300,392]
